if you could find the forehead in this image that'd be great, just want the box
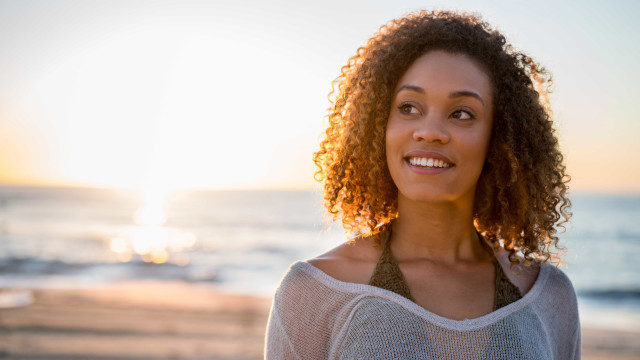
[395,51,493,99]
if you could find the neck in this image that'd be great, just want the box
[390,195,490,264]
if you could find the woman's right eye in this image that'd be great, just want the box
[398,103,419,114]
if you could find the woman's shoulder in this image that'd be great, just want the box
[495,248,577,300]
[537,262,579,302]
[273,238,378,300]
[495,249,578,315]
[307,237,381,285]
[522,259,580,357]
[268,243,383,341]
[267,246,381,360]
[494,249,541,296]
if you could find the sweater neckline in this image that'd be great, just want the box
[368,228,523,310]
[296,260,550,331]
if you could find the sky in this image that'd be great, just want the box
[0,0,639,193]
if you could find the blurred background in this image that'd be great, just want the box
[1,0,639,359]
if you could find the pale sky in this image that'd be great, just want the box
[1,0,639,193]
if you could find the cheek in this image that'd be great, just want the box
[384,118,407,152]
[464,129,492,169]
[384,121,404,180]
[480,125,493,157]
[384,134,397,172]
[384,121,398,157]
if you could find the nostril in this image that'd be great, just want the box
[412,126,450,143]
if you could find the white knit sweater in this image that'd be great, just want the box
[265,261,581,359]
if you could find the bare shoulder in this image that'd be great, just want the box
[307,237,381,285]
[495,249,541,296]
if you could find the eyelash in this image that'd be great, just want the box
[398,102,418,114]
[452,109,475,120]
[397,102,476,120]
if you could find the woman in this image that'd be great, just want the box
[266,10,579,359]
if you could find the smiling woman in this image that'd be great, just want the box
[266,10,579,359]
[386,51,494,205]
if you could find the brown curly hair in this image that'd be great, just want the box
[313,10,571,265]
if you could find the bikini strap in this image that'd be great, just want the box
[368,226,414,301]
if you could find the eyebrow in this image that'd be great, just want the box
[396,85,485,106]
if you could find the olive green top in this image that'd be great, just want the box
[368,229,523,311]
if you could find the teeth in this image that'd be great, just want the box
[408,157,452,168]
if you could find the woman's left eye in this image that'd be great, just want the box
[398,103,419,114]
[451,110,474,120]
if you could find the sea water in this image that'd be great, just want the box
[0,186,638,331]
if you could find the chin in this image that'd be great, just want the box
[397,184,476,206]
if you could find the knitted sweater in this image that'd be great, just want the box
[265,261,581,359]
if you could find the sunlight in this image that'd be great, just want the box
[0,14,325,190]
[108,187,197,264]
[131,226,169,255]
[134,187,167,226]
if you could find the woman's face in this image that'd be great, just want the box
[385,50,494,205]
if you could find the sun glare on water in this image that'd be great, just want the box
[109,187,196,265]
[134,188,167,227]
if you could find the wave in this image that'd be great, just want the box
[578,289,640,300]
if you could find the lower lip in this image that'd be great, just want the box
[405,161,453,175]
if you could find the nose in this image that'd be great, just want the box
[412,113,451,144]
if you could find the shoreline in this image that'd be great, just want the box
[0,282,638,359]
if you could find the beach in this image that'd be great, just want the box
[0,188,639,358]
[0,283,271,359]
[1,283,638,360]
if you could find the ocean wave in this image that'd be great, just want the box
[578,289,640,300]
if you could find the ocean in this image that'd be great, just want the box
[0,186,638,331]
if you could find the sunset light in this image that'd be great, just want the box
[134,187,167,227]
[0,1,327,191]
[1,1,638,192]
[109,187,197,264]
[1,2,639,358]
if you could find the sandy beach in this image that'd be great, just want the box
[0,283,271,359]
[0,283,638,360]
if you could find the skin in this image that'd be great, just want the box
[310,51,538,321]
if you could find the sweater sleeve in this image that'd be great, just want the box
[265,299,298,359]
[533,265,582,359]
[573,321,582,360]
[264,262,353,360]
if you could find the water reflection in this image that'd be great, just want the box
[110,188,197,265]
[134,188,167,226]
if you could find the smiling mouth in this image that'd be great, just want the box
[407,157,454,168]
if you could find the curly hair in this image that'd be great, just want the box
[312,10,571,266]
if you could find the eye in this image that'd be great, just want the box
[398,103,420,115]
[451,109,474,120]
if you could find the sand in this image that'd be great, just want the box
[0,282,270,359]
[0,283,638,359]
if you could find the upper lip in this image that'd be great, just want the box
[404,150,455,165]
